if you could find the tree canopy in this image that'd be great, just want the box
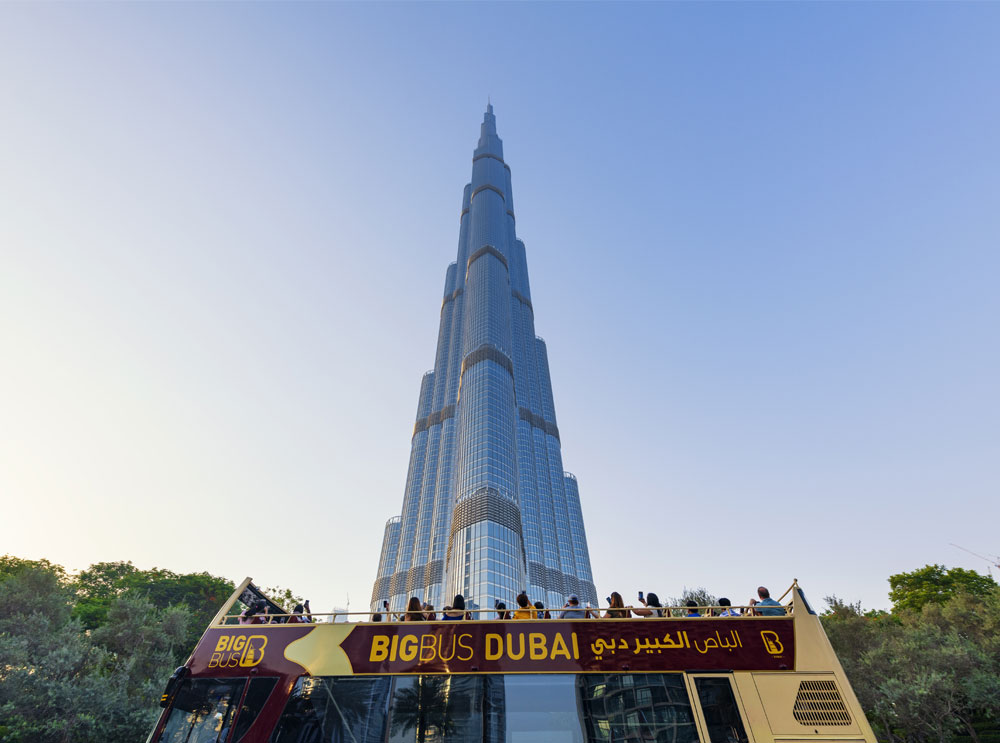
[888,564,997,613]
[73,560,234,652]
[824,566,1000,743]
[0,555,234,743]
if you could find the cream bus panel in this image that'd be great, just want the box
[751,674,862,736]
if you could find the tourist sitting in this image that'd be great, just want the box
[239,599,270,625]
[442,595,469,620]
[605,592,629,618]
[403,596,424,621]
[685,600,702,617]
[749,586,785,616]
[633,592,664,618]
[495,601,512,620]
[371,611,383,622]
[717,597,740,617]
[559,594,588,619]
[513,592,534,619]
[534,601,550,619]
[423,603,436,621]
[287,600,312,624]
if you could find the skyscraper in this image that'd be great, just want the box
[370,105,597,614]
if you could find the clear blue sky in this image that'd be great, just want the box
[2,2,998,614]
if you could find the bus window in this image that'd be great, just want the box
[579,674,700,743]
[231,677,278,742]
[272,674,701,743]
[693,678,749,743]
[157,678,246,743]
[271,676,391,743]
[389,675,484,743]
[489,675,586,743]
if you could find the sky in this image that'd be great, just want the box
[2,2,998,616]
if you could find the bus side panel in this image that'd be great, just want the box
[747,672,866,742]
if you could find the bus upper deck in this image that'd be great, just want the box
[151,580,877,743]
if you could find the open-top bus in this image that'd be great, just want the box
[150,580,876,743]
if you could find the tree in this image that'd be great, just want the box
[888,565,996,614]
[666,587,717,616]
[92,597,190,691]
[0,555,67,583]
[73,560,140,629]
[72,560,234,656]
[823,585,1000,743]
[264,585,305,612]
[390,676,456,743]
[0,561,197,743]
[822,596,902,742]
[0,556,207,743]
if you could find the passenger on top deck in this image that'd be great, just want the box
[685,601,702,617]
[442,595,469,620]
[423,603,436,621]
[558,594,588,619]
[239,599,268,625]
[512,592,535,619]
[495,601,512,620]
[287,601,312,624]
[633,592,664,617]
[534,601,550,619]
[749,586,785,615]
[717,597,741,617]
[403,597,424,621]
[605,592,629,618]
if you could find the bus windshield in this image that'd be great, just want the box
[157,677,245,743]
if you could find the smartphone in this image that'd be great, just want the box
[605,596,611,604]
[383,600,389,609]
[638,591,644,600]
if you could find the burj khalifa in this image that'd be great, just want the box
[370,105,597,614]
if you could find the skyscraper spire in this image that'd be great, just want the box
[478,103,501,156]
[371,108,596,614]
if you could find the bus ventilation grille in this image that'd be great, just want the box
[793,680,852,726]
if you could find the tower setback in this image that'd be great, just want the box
[370,105,597,614]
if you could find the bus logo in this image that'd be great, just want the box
[760,631,784,655]
[209,634,268,668]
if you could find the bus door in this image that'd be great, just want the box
[685,674,753,743]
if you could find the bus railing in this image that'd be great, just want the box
[213,579,799,627]
[217,603,793,626]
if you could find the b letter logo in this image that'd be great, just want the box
[760,630,784,655]
[209,634,268,668]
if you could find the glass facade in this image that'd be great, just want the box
[271,674,701,743]
[372,105,597,614]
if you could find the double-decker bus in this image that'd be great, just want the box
[149,579,876,743]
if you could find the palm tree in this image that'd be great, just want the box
[390,677,455,743]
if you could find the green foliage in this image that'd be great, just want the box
[0,563,193,743]
[72,559,234,655]
[0,554,235,743]
[888,564,997,613]
[264,585,305,612]
[665,587,718,616]
[0,555,66,578]
[824,581,1000,743]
